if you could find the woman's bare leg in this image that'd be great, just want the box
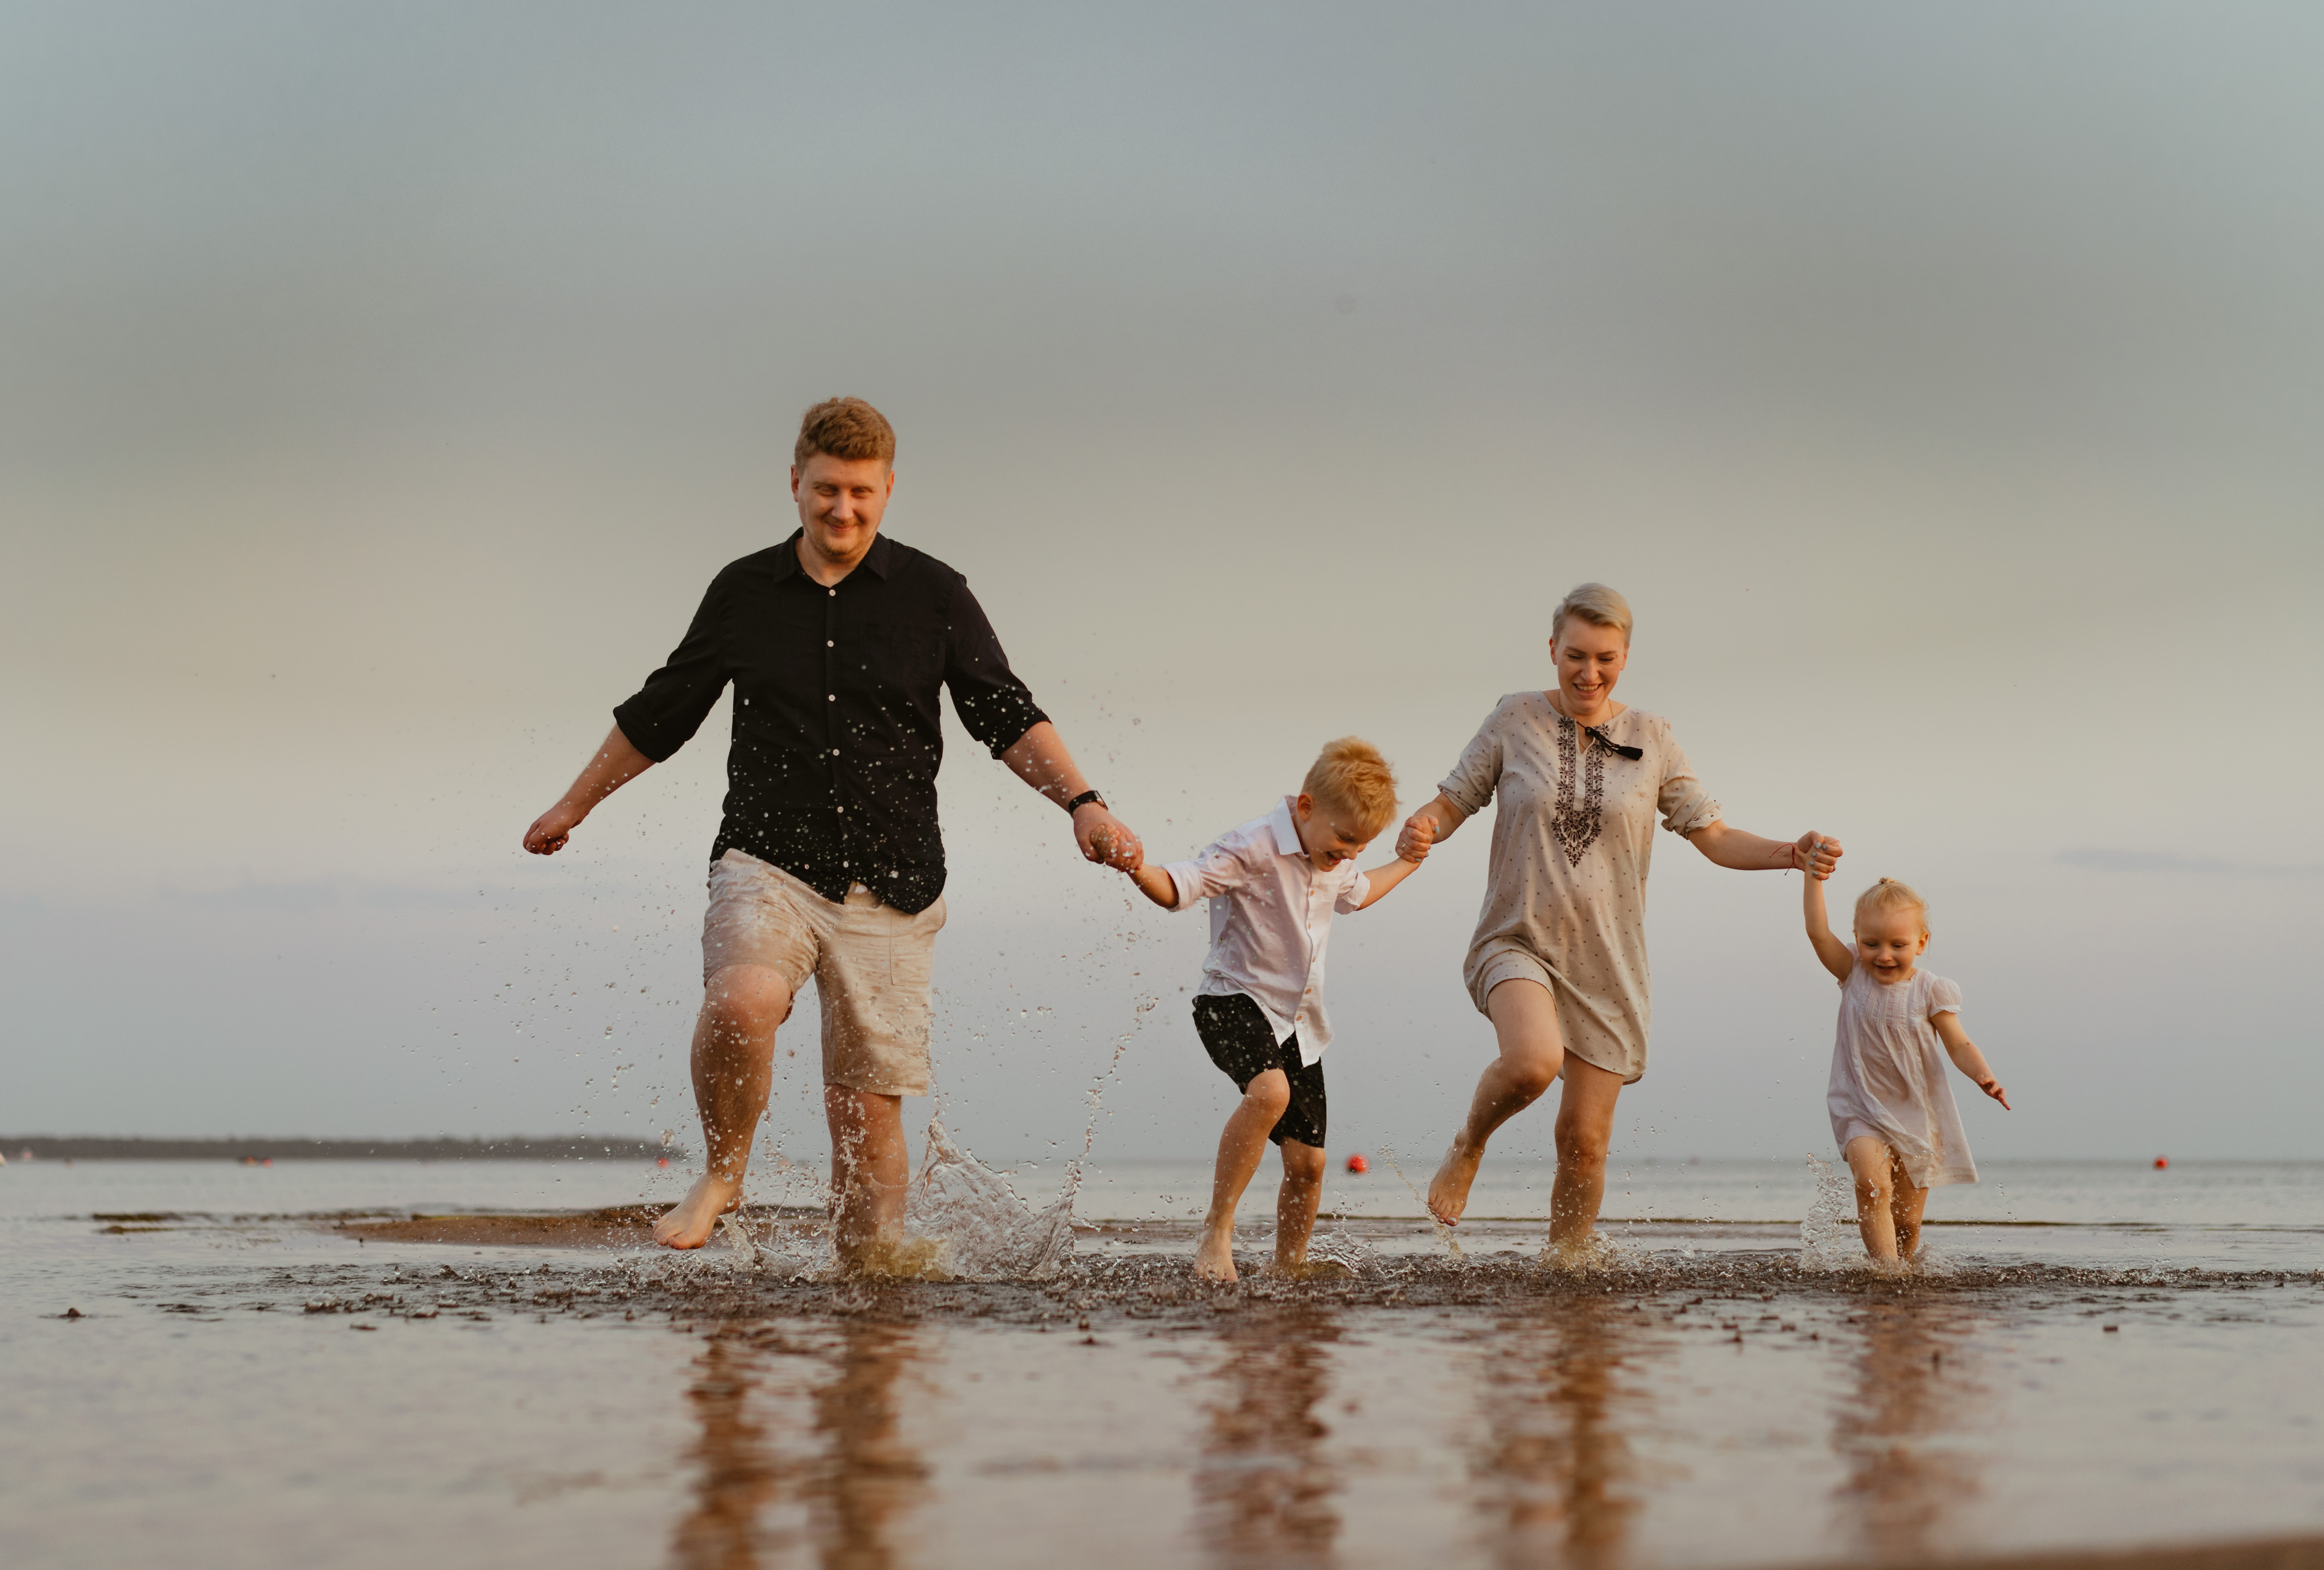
[655,963,796,1249]
[1546,1056,1623,1253]
[1196,1070,1291,1283]
[1844,1136,1901,1262]
[1427,979,1564,1225]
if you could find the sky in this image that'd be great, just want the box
[4,2,2320,1169]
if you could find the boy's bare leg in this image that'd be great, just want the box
[1197,1070,1290,1283]
[1546,1057,1623,1255]
[655,964,796,1249]
[824,1084,912,1270]
[1845,1136,1902,1262]
[1889,1156,1931,1260]
[1270,1139,1327,1273]
[1429,979,1564,1225]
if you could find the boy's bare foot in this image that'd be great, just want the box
[653,1174,743,1249]
[1193,1226,1238,1283]
[1427,1141,1480,1226]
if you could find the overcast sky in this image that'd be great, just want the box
[5,2,2320,1170]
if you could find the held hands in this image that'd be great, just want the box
[522,801,586,856]
[1793,830,1843,879]
[1077,805,1143,872]
[1978,1078,2013,1112]
[1395,811,1439,863]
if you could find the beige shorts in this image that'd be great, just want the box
[701,849,947,1097]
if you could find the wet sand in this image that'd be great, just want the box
[10,1168,2322,1570]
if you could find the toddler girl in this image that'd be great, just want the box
[1802,859,2010,1263]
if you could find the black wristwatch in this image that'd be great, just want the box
[1064,789,1106,814]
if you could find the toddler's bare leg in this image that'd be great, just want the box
[1198,1070,1289,1283]
[655,964,796,1249]
[1889,1158,1931,1260]
[1844,1137,1901,1262]
[825,1085,912,1270]
[1271,1139,1326,1272]
[1547,1057,1623,1255]
[1429,979,1564,1225]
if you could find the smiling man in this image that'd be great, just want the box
[522,397,1141,1261]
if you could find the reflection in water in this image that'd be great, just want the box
[1830,1300,1990,1562]
[672,1320,930,1570]
[1194,1306,1346,1567]
[1470,1297,1659,1570]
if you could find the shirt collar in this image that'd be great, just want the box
[772,528,896,583]
[1268,797,1306,862]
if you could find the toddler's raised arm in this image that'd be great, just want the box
[1802,860,1854,982]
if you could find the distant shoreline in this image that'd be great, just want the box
[0,1134,672,1162]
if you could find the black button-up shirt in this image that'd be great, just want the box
[611,530,1047,914]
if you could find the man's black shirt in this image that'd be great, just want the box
[611,530,1047,914]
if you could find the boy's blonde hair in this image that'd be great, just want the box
[1303,737,1399,839]
[1552,582,1633,644]
[1853,877,1929,935]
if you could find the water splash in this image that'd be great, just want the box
[1798,1154,1861,1271]
[900,1118,1076,1280]
[1375,1144,1464,1260]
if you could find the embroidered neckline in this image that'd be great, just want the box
[1550,713,1608,866]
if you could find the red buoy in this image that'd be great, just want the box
[2153,1156,2169,1170]
[1345,1153,1370,1174]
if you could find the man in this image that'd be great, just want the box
[522,396,1141,1260]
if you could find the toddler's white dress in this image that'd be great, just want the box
[1826,966,1976,1188]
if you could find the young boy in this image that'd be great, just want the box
[1124,738,1430,1282]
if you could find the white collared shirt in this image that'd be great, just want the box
[1162,798,1372,1066]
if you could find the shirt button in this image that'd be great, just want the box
[826,639,834,647]
[832,749,840,757]
[836,805,845,813]
[828,588,836,598]
[828,694,836,702]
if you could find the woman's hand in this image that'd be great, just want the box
[1794,831,1843,879]
[1396,810,1439,861]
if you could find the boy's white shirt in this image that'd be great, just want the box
[1163,797,1371,1067]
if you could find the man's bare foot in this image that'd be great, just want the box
[1427,1141,1482,1226]
[1264,1256,1352,1281]
[653,1174,743,1249]
[1193,1226,1238,1283]
[836,1230,950,1279]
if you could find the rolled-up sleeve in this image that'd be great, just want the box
[1655,724,1723,838]
[941,575,1049,757]
[1438,706,1507,819]
[1164,838,1253,913]
[1333,869,1371,913]
[611,574,734,763]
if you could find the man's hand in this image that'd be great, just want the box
[1076,804,1143,870]
[523,801,587,856]
[1794,831,1843,879]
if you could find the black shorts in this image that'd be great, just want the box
[1192,992,1326,1149]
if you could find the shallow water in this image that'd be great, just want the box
[4,1157,2321,1569]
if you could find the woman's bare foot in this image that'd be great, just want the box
[653,1173,743,1249]
[1193,1224,1238,1283]
[1427,1141,1481,1226]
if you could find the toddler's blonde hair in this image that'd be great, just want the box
[1303,737,1399,840]
[1853,876,1929,935]
[1552,582,1634,645]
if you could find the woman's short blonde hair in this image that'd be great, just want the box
[1552,582,1633,644]
[1853,877,1929,935]
[1303,737,1399,840]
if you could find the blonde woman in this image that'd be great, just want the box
[1398,584,1841,1257]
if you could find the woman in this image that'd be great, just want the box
[1399,583,1841,1256]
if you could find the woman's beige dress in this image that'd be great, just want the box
[1439,692,1722,1082]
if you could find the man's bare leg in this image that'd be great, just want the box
[1196,1070,1290,1283]
[824,1084,912,1270]
[1546,1056,1622,1256]
[1428,979,1564,1225]
[655,964,795,1249]
[1269,1138,1326,1274]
